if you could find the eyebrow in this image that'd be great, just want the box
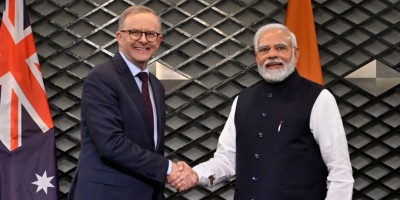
[258,42,289,47]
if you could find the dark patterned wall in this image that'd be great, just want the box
[0,0,399,199]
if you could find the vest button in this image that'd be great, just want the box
[258,132,263,137]
[261,112,268,117]
[268,93,273,98]
[252,176,258,181]
[254,154,260,159]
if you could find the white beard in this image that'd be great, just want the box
[257,56,296,83]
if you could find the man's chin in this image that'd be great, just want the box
[261,70,288,83]
[134,57,152,64]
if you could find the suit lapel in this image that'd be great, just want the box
[112,53,155,143]
[149,74,163,151]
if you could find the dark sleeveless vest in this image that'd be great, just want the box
[234,71,328,200]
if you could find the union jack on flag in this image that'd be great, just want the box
[0,0,59,199]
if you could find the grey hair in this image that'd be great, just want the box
[118,5,161,31]
[253,23,297,52]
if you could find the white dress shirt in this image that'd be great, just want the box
[193,89,354,200]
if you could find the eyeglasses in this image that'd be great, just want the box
[120,29,161,42]
[256,44,296,55]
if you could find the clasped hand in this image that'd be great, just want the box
[167,161,198,192]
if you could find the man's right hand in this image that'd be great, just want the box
[167,161,198,192]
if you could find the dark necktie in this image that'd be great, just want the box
[137,72,154,130]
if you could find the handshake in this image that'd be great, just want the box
[168,161,199,192]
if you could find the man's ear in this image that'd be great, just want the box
[158,35,163,43]
[116,31,123,45]
[294,47,300,63]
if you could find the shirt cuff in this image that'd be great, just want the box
[193,166,213,187]
[167,160,172,175]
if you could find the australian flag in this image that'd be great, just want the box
[0,0,59,199]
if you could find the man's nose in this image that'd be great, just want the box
[138,32,148,42]
[267,50,279,59]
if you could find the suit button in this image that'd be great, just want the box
[252,176,258,181]
[261,112,268,117]
[254,154,260,159]
[258,132,263,137]
[268,93,273,98]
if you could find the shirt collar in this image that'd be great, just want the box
[119,51,149,77]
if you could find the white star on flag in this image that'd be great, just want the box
[31,170,55,194]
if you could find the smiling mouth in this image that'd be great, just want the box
[135,47,150,51]
[265,62,283,68]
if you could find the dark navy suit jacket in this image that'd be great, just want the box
[68,52,168,200]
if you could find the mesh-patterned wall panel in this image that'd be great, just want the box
[0,0,399,199]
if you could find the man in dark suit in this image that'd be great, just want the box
[68,5,182,200]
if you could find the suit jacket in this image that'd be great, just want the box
[68,52,168,200]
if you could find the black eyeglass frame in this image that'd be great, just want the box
[120,29,161,42]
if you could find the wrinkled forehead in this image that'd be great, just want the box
[258,29,292,47]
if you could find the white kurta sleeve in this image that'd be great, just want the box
[310,89,354,200]
[193,97,238,187]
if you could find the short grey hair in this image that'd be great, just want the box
[118,5,161,31]
[253,23,297,52]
